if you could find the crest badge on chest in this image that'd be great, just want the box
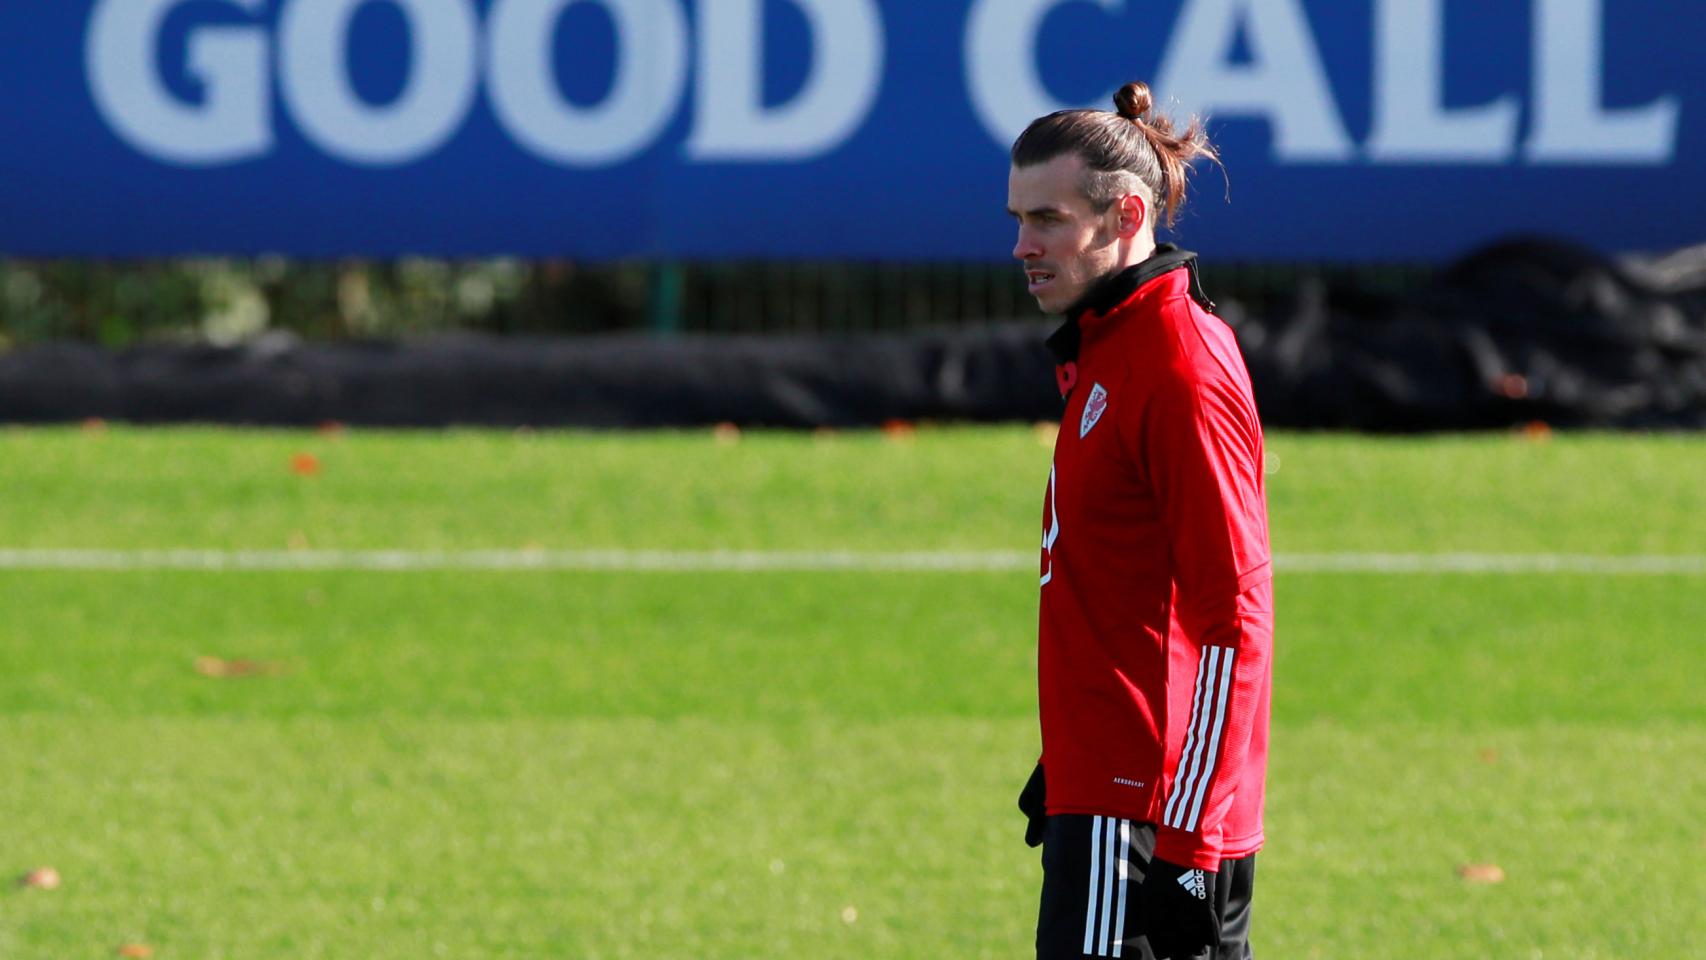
[1079,382,1109,438]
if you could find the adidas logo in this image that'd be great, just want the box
[1177,869,1208,900]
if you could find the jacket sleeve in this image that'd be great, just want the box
[1136,373,1273,871]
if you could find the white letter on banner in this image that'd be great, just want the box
[965,0,1124,148]
[488,0,688,167]
[1154,0,1353,161]
[1525,0,1678,164]
[86,0,271,165]
[687,0,884,160]
[279,0,479,166]
[1366,0,1516,162]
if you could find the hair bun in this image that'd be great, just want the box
[1114,82,1152,121]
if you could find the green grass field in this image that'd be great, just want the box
[2,425,1704,958]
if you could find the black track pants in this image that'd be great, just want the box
[1036,815,1256,960]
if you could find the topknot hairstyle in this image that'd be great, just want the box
[1011,81,1220,230]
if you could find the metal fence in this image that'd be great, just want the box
[0,259,1434,346]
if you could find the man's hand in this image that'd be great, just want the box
[1016,763,1046,847]
[1137,856,1218,959]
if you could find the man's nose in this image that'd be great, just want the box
[1013,228,1040,261]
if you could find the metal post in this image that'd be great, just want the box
[648,262,684,337]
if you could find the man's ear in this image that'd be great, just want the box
[1116,194,1147,239]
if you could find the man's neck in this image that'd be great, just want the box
[1112,238,1158,274]
[1064,243,1184,321]
[1046,244,1203,365]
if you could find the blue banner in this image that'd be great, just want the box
[0,0,1699,260]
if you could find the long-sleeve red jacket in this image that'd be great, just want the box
[1037,246,1273,871]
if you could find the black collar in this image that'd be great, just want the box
[1044,245,1210,364]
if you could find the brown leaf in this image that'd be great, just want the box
[289,452,321,476]
[18,867,60,889]
[1456,863,1505,884]
[194,656,286,679]
[881,419,916,443]
[116,945,154,958]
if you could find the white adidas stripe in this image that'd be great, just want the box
[1182,650,1236,833]
[1097,815,1117,957]
[1165,647,1236,833]
[1163,653,1214,828]
[1083,815,1105,956]
[1110,819,1131,958]
[0,549,1702,574]
[1082,816,1132,959]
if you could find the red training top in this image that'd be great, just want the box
[1037,246,1273,871]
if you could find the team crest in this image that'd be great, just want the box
[1079,382,1109,438]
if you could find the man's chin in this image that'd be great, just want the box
[1033,290,1072,315]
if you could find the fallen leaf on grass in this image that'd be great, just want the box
[1476,747,1499,764]
[289,452,321,476]
[1456,863,1506,884]
[117,944,154,958]
[881,419,916,443]
[194,656,287,679]
[18,867,60,889]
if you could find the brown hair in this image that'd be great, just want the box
[1010,81,1219,229]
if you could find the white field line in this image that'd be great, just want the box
[0,548,1704,575]
[1280,552,1706,575]
[0,548,1029,573]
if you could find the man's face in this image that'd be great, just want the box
[1008,154,1122,315]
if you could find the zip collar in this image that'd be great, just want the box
[1044,245,1211,364]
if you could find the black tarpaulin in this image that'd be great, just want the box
[3,239,1704,430]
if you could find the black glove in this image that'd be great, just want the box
[1137,856,1218,959]
[1017,762,1046,847]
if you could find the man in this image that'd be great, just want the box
[1011,82,1273,960]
